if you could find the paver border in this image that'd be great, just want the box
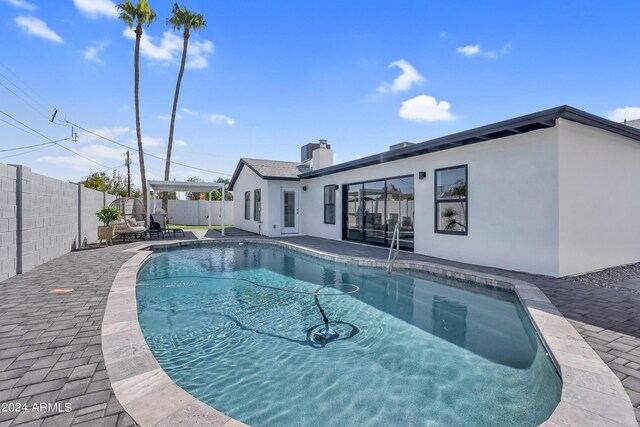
[102,238,637,427]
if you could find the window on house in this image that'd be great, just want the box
[244,191,250,220]
[254,189,261,221]
[324,185,336,224]
[435,165,467,235]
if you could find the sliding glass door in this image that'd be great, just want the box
[346,184,363,241]
[363,181,386,245]
[343,175,414,250]
[385,177,415,250]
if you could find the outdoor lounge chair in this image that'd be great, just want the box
[148,215,166,239]
[112,218,147,242]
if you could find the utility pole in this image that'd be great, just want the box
[125,151,131,197]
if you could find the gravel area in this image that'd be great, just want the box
[564,261,640,290]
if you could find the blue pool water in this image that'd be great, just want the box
[137,243,561,427]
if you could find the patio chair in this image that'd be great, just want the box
[148,215,166,239]
[113,218,147,242]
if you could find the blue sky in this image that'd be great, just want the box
[1,0,639,187]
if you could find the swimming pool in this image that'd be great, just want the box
[136,243,561,426]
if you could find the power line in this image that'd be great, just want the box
[0,110,59,141]
[0,62,231,178]
[67,120,232,176]
[0,110,108,168]
[0,141,58,153]
[0,79,52,121]
[0,144,55,160]
[0,116,45,139]
[0,62,57,116]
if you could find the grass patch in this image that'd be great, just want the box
[167,224,233,230]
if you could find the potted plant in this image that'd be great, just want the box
[442,207,459,231]
[96,207,121,246]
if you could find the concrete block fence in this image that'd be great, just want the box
[0,164,115,282]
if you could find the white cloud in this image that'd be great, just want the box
[439,31,446,39]
[158,113,182,121]
[80,126,130,143]
[377,59,424,94]
[209,114,235,126]
[457,43,511,59]
[181,108,234,126]
[456,45,480,56]
[80,41,109,63]
[14,16,63,44]
[123,29,178,61]
[175,139,187,147]
[399,95,457,122]
[606,107,640,123]
[187,40,214,69]
[39,144,124,170]
[122,29,214,68]
[120,104,129,110]
[141,136,163,147]
[73,0,117,19]
[1,0,36,11]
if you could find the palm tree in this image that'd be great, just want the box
[117,0,156,217]
[162,3,206,212]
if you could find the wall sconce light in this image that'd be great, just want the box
[302,186,307,191]
[418,171,427,180]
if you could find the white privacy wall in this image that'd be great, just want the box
[300,126,562,276]
[558,119,640,276]
[167,200,233,226]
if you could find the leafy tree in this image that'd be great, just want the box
[162,3,207,212]
[185,176,233,201]
[83,171,142,198]
[117,0,157,214]
[185,176,204,200]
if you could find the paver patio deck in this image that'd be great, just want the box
[0,233,639,425]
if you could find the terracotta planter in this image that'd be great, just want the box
[98,225,114,246]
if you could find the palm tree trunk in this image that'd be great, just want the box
[134,23,148,217]
[163,28,190,213]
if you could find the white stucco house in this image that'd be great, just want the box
[228,105,640,278]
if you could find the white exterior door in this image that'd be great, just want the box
[281,188,299,234]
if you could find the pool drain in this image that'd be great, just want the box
[49,288,74,295]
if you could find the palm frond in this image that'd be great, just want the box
[166,3,206,32]
[116,0,136,28]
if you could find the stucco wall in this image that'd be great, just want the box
[167,200,233,226]
[300,126,561,276]
[231,167,268,235]
[558,118,640,275]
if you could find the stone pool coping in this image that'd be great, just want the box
[102,238,637,427]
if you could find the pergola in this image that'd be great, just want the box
[147,180,226,236]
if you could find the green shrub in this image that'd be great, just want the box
[96,207,121,226]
